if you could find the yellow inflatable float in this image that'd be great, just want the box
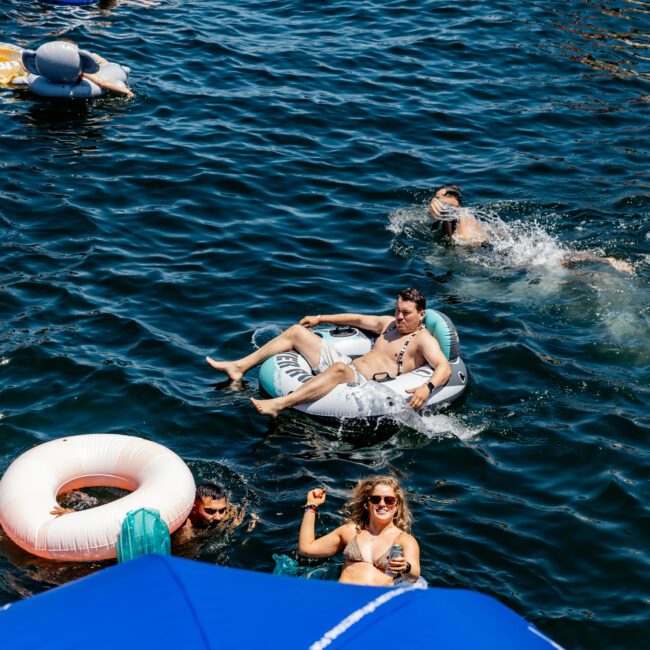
[0,43,25,85]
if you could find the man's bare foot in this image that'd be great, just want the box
[206,357,244,381]
[250,397,285,418]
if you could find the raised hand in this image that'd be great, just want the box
[306,487,327,507]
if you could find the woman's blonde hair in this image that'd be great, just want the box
[344,475,413,533]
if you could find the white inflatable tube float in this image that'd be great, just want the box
[0,434,195,561]
[258,309,468,420]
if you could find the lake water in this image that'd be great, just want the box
[0,1,648,647]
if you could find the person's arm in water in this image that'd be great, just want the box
[298,488,347,558]
[172,516,196,545]
[50,505,75,516]
[387,533,421,580]
[82,72,134,98]
[300,314,392,336]
[562,251,634,275]
[405,333,452,410]
[89,52,109,65]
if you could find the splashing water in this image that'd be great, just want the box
[388,406,484,441]
[341,382,482,440]
[252,325,283,349]
[388,203,570,271]
[470,207,568,270]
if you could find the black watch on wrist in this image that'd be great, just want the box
[426,381,435,394]
[402,561,412,575]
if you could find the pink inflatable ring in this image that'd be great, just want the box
[0,434,195,561]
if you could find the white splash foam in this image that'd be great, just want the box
[252,325,283,349]
[387,206,429,235]
[405,411,484,440]
[591,274,649,344]
[465,208,568,270]
[343,383,482,439]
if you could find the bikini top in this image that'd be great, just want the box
[385,323,424,375]
[342,534,399,572]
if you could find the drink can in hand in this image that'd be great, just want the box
[386,544,403,575]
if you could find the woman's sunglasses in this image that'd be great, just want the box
[367,495,397,506]
[204,506,227,516]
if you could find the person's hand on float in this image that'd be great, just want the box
[405,384,431,411]
[50,505,74,517]
[300,315,321,328]
[305,487,327,507]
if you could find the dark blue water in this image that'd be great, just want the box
[1,1,649,647]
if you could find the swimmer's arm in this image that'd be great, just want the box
[173,517,194,545]
[428,197,445,219]
[300,314,390,335]
[405,336,451,410]
[246,512,260,533]
[89,53,109,65]
[82,72,133,98]
[50,505,75,517]
[227,504,245,528]
[562,252,634,275]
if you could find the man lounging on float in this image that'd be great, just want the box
[207,288,451,417]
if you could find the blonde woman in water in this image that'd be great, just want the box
[298,475,420,587]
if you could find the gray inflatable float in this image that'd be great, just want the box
[14,41,130,98]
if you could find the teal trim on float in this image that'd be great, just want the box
[424,309,459,361]
[258,357,281,398]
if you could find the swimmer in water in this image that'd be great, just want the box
[428,184,635,274]
[297,476,421,587]
[174,483,244,543]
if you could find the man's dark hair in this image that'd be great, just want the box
[196,483,226,501]
[433,184,463,206]
[398,288,426,311]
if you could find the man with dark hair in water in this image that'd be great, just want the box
[207,288,451,417]
[428,184,634,273]
[174,482,237,544]
[187,483,230,527]
[175,482,257,545]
